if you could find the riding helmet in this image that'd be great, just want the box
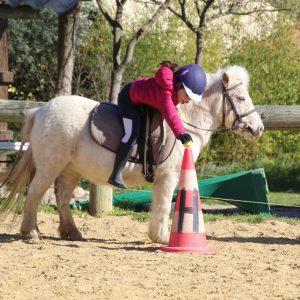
[175,64,207,102]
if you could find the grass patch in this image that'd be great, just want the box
[38,204,89,218]
[204,213,300,224]
[268,191,300,206]
[110,207,150,222]
[38,204,58,214]
[201,191,300,207]
[201,197,231,205]
[204,213,266,223]
[204,213,265,223]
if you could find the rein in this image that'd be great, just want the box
[182,81,256,133]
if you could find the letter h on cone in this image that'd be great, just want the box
[160,147,216,254]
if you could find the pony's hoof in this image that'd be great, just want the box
[59,229,83,241]
[30,229,41,240]
[69,232,83,241]
[21,229,41,241]
[160,235,169,245]
[148,230,169,245]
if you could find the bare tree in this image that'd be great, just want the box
[56,2,81,96]
[151,0,291,65]
[96,0,172,103]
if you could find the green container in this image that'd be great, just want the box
[113,168,270,215]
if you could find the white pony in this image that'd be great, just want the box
[0,66,264,244]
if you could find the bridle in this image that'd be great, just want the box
[182,81,256,132]
[219,82,256,131]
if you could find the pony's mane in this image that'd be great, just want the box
[206,65,250,90]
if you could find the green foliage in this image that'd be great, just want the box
[7,9,58,139]
[198,16,300,191]
[124,14,195,82]
[202,28,225,72]
[124,14,224,81]
[263,155,300,191]
[227,18,300,105]
[8,9,58,101]
[74,10,112,101]
[79,178,91,190]
[199,142,300,192]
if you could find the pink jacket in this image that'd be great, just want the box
[129,66,186,138]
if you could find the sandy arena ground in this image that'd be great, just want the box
[0,212,299,300]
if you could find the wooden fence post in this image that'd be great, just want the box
[0,18,14,172]
[89,184,113,216]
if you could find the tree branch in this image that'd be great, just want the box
[121,0,172,68]
[167,0,196,31]
[206,1,291,22]
[198,0,214,28]
[95,0,115,27]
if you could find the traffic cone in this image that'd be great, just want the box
[160,147,216,254]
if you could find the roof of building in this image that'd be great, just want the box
[7,0,79,14]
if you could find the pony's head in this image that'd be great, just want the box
[216,66,264,139]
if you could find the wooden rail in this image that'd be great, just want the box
[256,105,300,130]
[0,99,44,123]
[1,99,300,130]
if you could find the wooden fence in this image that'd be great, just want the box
[1,99,300,129]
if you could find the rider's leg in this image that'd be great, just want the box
[108,140,134,189]
[108,84,141,189]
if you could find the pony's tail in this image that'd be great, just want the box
[0,109,38,218]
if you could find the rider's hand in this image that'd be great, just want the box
[178,133,193,147]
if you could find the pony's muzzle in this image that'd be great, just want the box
[248,123,264,138]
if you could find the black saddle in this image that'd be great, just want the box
[89,102,176,182]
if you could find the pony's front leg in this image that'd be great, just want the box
[148,172,179,244]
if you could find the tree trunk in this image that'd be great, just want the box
[56,2,80,96]
[109,68,125,104]
[195,31,204,65]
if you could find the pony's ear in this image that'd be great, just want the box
[221,72,230,88]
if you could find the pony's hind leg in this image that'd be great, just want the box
[21,170,58,240]
[55,167,82,240]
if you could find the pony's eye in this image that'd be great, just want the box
[238,96,245,102]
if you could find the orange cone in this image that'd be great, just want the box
[160,147,216,254]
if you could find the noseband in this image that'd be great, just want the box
[220,82,256,131]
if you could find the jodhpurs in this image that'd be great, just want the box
[117,84,142,146]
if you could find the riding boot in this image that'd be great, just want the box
[108,143,133,189]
